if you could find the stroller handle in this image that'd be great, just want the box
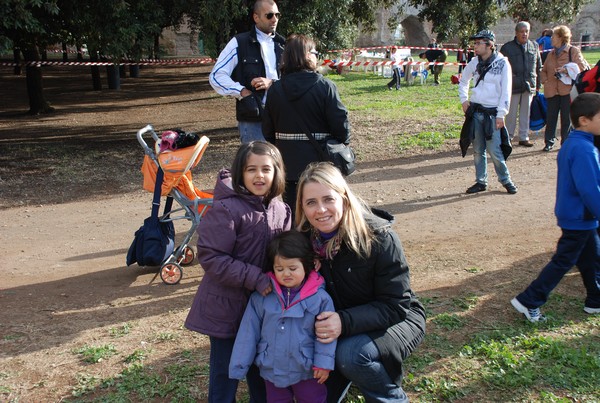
[137,124,160,156]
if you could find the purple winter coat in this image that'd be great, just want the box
[184,169,292,338]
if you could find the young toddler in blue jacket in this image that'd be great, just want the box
[230,230,336,402]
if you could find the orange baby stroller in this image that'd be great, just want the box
[128,124,213,285]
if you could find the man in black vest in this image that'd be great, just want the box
[209,0,285,143]
[500,21,542,147]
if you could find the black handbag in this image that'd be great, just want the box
[126,166,175,267]
[320,138,356,176]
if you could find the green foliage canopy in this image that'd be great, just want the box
[407,0,592,45]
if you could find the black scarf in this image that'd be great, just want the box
[475,51,497,87]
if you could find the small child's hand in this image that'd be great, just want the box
[260,284,272,296]
[313,368,330,384]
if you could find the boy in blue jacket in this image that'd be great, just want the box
[512,92,600,322]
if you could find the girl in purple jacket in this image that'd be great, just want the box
[185,141,292,403]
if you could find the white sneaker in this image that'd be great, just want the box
[583,306,600,314]
[511,298,547,323]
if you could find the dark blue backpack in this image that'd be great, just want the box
[530,91,547,131]
[126,167,175,267]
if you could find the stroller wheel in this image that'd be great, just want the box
[180,246,195,266]
[160,262,183,285]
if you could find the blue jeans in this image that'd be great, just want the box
[326,334,409,403]
[516,229,600,309]
[238,121,265,143]
[208,336,266,403]
[471,112,512,186]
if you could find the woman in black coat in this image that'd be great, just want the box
[295,162,426,403]
[263,34,350,212]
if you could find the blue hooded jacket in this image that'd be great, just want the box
[229,270,336,388]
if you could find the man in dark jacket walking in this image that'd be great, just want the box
[500,21,542,147]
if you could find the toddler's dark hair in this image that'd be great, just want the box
[266,230,316,273]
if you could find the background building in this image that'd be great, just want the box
[354,0,600,48]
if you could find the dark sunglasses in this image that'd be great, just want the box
[265,12,281,19]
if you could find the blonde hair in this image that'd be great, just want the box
[295,162,374,258]
[552,25,572,45]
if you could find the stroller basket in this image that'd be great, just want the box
[132,124,213,285]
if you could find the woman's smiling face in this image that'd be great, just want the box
[301,181,344,234]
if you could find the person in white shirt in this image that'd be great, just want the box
[387,47,403,90]
[459,29,518,195]
[209,0,285,143]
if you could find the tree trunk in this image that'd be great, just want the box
[22,46,54,115]
[62,42,68,62]
[106,65,120,90]
[76,42,84,62]
[129,64,140,78]
[153,35,160,59]
[13,48,22,75]
[89,47,102,91]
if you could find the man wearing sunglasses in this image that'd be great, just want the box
[209,0,285,143]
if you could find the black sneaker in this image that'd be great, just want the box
[466,183,487,194]
[543,144,554,152]
[503,182,518,194]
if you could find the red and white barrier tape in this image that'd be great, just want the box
[326,44,460,54]
[0,58,215,67]
[326,42,600,55]
[322,59,464,67]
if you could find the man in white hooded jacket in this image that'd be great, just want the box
[459,29,518,195]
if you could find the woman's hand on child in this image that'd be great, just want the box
[315,311,341,343]
[313,368,330,384]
